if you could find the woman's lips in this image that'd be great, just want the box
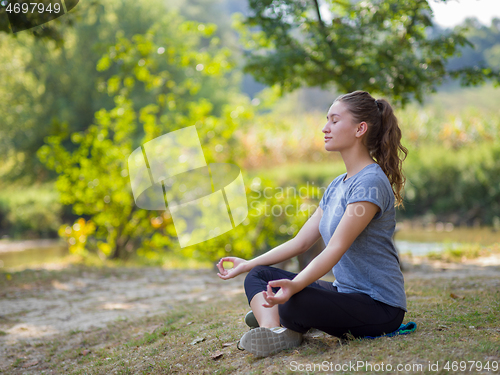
[324,137,332,142]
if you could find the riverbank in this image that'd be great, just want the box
[1,253,499,374]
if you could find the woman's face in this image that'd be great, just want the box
[322,101,359,152]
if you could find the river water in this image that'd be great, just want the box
[0,226,498,269]
[0,239,68,269]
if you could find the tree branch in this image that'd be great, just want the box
[311,0,338,66]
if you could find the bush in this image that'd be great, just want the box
[401,142,500,225]
[37,13,254,261]
[0,184,62,239]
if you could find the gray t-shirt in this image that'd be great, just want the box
[318,163,407,311]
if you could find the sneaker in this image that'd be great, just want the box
[244,310,259,329]
[238,326,303,357]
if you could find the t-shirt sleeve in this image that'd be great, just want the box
[346,173,391,219]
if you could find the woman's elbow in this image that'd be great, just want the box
[293,236,319,255]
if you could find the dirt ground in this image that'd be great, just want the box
[1,254,499,372]
[0,267,244,345]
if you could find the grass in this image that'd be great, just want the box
[426,243,500,262]
[396,225,500,247]
[1,262,499,374]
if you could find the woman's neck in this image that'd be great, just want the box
[340,146,376,180]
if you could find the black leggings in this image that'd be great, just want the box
[244,265,405,338]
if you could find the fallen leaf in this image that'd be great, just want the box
[450,293,464,300]
[22,360,39,368]
[186,321,193,325]
[81,350,91,356]
[211,350,223,360]
[222,342,233,347]
[190,337,205,345]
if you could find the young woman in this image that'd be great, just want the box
[216,90,408,357]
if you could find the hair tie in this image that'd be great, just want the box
[375,99,383,111]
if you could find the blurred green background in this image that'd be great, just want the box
[0,0,499,267]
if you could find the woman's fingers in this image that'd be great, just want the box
[218,265,240,280]
[268,279,289,288]
[266,283,274,296]
[216,261,225,275]
[216,257,248,281]
[216,257,233,275]
[263,288,273,301]
[262,280,294,307]
[217,268,234,279]
[262,290,275,308]
[262,283,280,308]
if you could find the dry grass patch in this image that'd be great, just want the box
[1,265,499,374]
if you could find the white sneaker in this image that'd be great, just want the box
[244,310,259,329]
[238,326,303,357]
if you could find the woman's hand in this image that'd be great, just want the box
[216,257,249,280]
[262,279,300,308]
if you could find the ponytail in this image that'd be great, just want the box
[335,91,408,207]
[372,99,408,207]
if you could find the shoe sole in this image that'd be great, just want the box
[239,327,303,357]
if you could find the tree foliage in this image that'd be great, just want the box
[0,0,161,183]
[234,0,500,106]
[0,0,242,184]
[37,11,254,260]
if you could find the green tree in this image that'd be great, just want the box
[234,0,500,106]
[0,0,242,184]
[37,12,254,260]
[0,0,155,183]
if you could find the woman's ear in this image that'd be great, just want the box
[355,122,368,138]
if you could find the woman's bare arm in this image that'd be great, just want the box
[262,201,380,306]
[217,206,323,279]
[247,206,323,268]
